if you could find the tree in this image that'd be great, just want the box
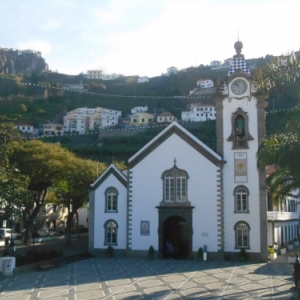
[255,53,300,93]
[9,140,76,243]
[258,107,300,207]
[0,169,32,226]
[52,157,105,245]
[0,123,20,172]
[18,103,27,113]
[255,53,300,109]
[0,124,24,226]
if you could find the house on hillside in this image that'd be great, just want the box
[210,61,222,68]
[89,41,268,262]
[197,79,214,89]
[63,107,121,134]
[131,106,148,114]
[87,70,103,79]
[100,73,122,80]
[210,58,233,70]
[223,58,234,67]
[16,124,34,135]
[62,83,86,92]
[137,77,149,84]
[129,112,155,127]
[166,66,178,76]
[181,103,216,122]
[157,111,176,123]
[43,124,64,136]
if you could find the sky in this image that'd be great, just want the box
[1,0,300,78]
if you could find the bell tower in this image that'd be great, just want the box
[215,41,267,261]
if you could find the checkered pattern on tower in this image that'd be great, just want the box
[227,57,251,76]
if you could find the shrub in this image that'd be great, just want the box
[15,248,62,266]
[148,246,155,260]
[268,247,275,255]
[197,247,203,260]
[106,246,114,258]
[240,248,247,261]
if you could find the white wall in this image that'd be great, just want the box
[93,173,127,250]
[130,134,220,252]
[222,96,261,253]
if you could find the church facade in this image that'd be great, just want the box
[89,42,268,262]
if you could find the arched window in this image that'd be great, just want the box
[105,187,118,212]
[234,186,249,213]
[235,221,250,249]
[176,173,186,202]
[227,108,253,148]
[165,173,175,202]
[162,161,188,203]
[104,220,118,245]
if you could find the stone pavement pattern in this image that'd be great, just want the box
[0,258,299,299]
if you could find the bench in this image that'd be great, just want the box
[38,260,56,271]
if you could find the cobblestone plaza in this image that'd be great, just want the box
[0,257,298,299]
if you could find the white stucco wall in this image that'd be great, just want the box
[222,96,261,253]
[130,133,220,253]
[93,173,127,250]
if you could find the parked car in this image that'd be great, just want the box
[0,228,21,239]
[37,228,49,237]
[21,228,39,238]
[48,228,60,236]
[56,226,65,235]
[72,225,88,233]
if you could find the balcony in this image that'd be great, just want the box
[267,211,299,221]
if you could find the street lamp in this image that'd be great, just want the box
[10,215,15,254]
[32,220,36,248]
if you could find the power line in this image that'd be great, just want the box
[20,83,210,100]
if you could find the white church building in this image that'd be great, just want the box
[89,41,268,262]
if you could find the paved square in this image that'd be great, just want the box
[0,258,298,299]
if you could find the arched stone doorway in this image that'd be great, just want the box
[163,216,189,259]
[157,206,193,259]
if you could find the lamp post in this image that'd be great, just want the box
[10,215,15,255]
[32,220,35,248]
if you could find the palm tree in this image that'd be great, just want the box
[258,107,300,208]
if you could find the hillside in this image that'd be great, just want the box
[39,109,288,164]
[0,54,282,127]
[0,52,298,165]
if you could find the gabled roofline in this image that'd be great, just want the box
[90,164,127,191]
[128,121,223,168]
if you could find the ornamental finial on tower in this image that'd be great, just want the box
[227,41,251,77]
[234,41,244,58]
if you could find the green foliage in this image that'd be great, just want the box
[16,248,63,266]
[258,107,300,208]
[18,103,27,113]
[239,248,247,261]
[255,54,300,109]
[148,246,155,260]
[197,247,203,260]
[8,139,97,243]
[268,247,275,255]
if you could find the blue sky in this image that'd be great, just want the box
[1,0,299,77]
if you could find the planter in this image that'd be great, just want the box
[280,248,286,255]
[288,256,297,264]
[269,253,277,261]
[287,244,294,251]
